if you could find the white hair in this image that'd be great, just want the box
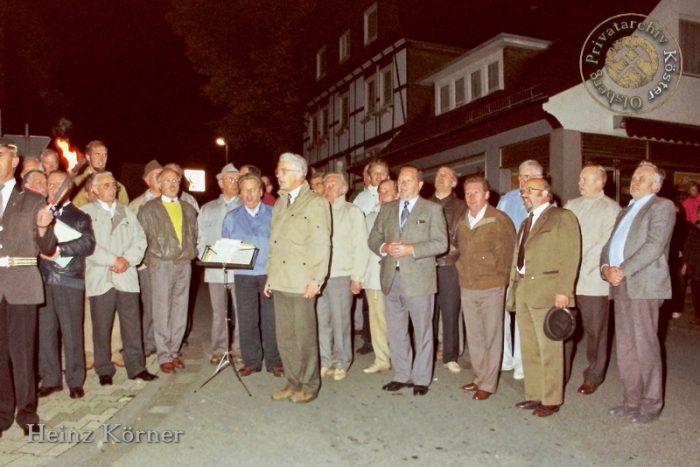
[279,152,308,177]
[519,159,543,176]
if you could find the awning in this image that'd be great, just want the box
[621,117,700,146]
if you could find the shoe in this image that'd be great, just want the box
[671,312,681,319]
[444,361,461,373]
[461,382,478,392]
[290,391,317,404]
[534,404,560,417]
[267,366,284,378]
[112,355,125,367]
[99,375,113,386]
[501,363,514,371]
[271,388,295,401]
[333,369,347,381]
[608,405,639,417]
[515,400,541,410]
[413,385,429,396]
[473,390,492,400]
[69,387,85,399]
[132,370,158,381]
[37,386,62,398]
[363,364,391,374]
[631,412,658,424]
[356,344,373,355]
[160,362,176,374]
[210,353,224,364]
[238,365,261,377]
[172,358,185,369]
[382,381,414,391]
[513,369,524,380]
[320,367,335,377]
[577,381,599,395]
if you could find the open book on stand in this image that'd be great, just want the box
[198,238,259,269]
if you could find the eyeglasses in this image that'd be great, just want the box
[275,168,301,176]
[519,187,545,194]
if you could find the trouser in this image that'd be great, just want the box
[366,288,390,368]
[138,267,156,355]
[236,274,280,370]
[317,276,353,370]
[207,282,237,355]
[434,265,460,363]
[150,262,191,365]
[564,295,610,385]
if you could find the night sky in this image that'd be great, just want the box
[3,0,234,195]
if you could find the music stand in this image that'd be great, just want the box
[194,247,259,396]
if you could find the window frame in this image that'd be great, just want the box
[364,3,378,46]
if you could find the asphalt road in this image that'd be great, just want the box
[53,282,700,467]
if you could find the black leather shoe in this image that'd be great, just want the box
[382,381,413,391]
[37,386,62,398]
[69,387,85,399]
[99,375,113,386]
[357,344,374,355]
[413,385,429,396]
[131,370,158,381]
[515,400,541,410]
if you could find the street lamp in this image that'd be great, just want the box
[216,137,229,164]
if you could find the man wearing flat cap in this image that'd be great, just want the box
[197,163,242,364]
[130,159,164,357]
[0,138,57,436]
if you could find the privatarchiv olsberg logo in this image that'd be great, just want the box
[580,13,683,114]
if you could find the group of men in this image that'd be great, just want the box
[0,138,676,435]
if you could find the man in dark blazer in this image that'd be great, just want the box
[506,177,580,417]
[368,165,447,396]
[0,139,57,437]
[601,161,675,424]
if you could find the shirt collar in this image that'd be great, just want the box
[245,202,261,216]
[96,198,116,215]
[161,195,179,203]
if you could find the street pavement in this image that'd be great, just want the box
[2,281,700,466]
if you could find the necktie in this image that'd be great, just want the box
[0,184,4,220]
[400,201,409,230]
[517,212,534,270]
[287,193,292,208]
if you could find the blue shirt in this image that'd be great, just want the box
[608,193,654,267]
[497,189,528,230]
[221,203,272,276]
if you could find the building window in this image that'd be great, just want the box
[339,30,350,62]
[455,77,466,106]
[316,46,327,80]
[470,69,482,100]
[439,84,450,114]
[338,93,350,130]
[680,19,700,76]
[381,67,393,106]
[366,76,377,114]
[487,61,500,92]
[321,106,329,137]
[364,3,378,45]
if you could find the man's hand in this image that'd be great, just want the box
[110,257,130,274]
[603,266,625,287]
[554,294,570,309]
[350,280,362,295]
[384,242,414,258]
[36,207,54,236]
[303,285,320,299]
[264,283,272,298]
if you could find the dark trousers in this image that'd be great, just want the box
[564,295,610,385]
[138,267,156,355]
[434,265,460,363]
[0,299,39,431]
[90,289,146,379]
[273,291,320,393]
[235,275,281,370]
[38,284,85,390]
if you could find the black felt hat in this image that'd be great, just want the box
[543,307,577,341]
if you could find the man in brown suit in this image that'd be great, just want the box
[264,153,331,404]
[0,139,57,436]
[506,177,580,417]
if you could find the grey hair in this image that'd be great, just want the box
[279,152,308,177]
[519,159,543,176]
[323,172,349,193]
[638,161,665,187]
[92,171,115,188]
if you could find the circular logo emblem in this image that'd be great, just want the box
[580,14,682,114]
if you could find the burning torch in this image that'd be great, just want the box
[49,138,89,211]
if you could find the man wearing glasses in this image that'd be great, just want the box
[506,176,580,417]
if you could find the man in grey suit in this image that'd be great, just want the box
[601,161,675,424]
[368,165,447,396]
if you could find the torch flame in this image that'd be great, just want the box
[55,137,82,172]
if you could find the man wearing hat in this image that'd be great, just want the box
[0,138,57,436]
[197,163,242,363]
[506,176,580,417]
[130,159,164,357]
